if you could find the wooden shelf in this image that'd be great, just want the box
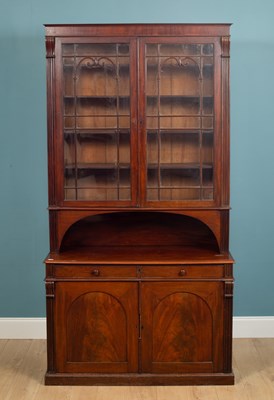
[46,246,233,265]
[64,163,212,172]
[64,95,130,100]
[64,129,130,134]
[65,163,212,171]
[148,163,213,170]
[65,163,130,170]
[64,129,130,142]
[147,129,213,134]
[63,95,212,102]
[147,95,213,100]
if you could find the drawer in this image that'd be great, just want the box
[141,265,224,279]
[52,265,137,279]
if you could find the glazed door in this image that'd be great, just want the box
[139,38,221,207]
[54,282,139,373]
[140,281,224,373]
[55,38,138,206]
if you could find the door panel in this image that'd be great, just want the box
[139,37,221,207]
[141,281,224,373]
[55,38,138,206]
[54,281,138,373]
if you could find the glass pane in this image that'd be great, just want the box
[161,168,200,187]
[202,44,213,55]
[146,44,158,56]
[202,167,213,187]
[76,134,118,165]
[160,97,200,115]
[147,131,158,165]
[146,59,158,100]
[118,44,129,55]
[147,188,158,200]
[75,116,118,129]
[147,169,158,188]
[75,57,118,96]
[74,43,117,56]
[119,188,131,200]
[62,44,74,55]
[145,42,215,202]
[202,117,213,129]
[62,42,131,201]
[159,44,201,56]
[160,188,201,200]
[203,57,214,98]
[160,132,200,164]
[202,131,214,165]
[65,188,76,200]
[202,188,213,199]
[77,188,118,201]
[203,97,213,115]
[147,188,201,201]
[160,57,200,97]
[160,117,201,129]
[202,131,214,199]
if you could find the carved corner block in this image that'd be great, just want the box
[221,36,230,58]
[46,37,55,58]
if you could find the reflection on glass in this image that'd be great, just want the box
[146,42,214,201]
[62,43,131,201]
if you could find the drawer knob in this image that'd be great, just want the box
[91,269,100,276]
[179,269,186,276]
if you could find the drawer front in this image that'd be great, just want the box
[141,265,224,279]
[52,265,137,279]
[50,264,226,279]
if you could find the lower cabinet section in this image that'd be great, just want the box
[45,264,234,385]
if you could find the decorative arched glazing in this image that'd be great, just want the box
[145,42,214,202]
[62,42,132,201]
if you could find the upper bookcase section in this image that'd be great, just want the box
[45,24,231,209]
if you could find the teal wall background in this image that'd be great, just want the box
[0,0,274,317]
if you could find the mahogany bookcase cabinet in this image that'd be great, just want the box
[44,24,234,385]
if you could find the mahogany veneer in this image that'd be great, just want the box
[44,23,234,385]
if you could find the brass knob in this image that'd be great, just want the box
[179,269,186,276]
[91,269,100,276]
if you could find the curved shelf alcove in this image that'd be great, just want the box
[57,211,221,263]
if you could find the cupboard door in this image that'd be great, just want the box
[56,39,138,205]
[141,281,224,373]
[54,282,138,373]
[140,38,220,206]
